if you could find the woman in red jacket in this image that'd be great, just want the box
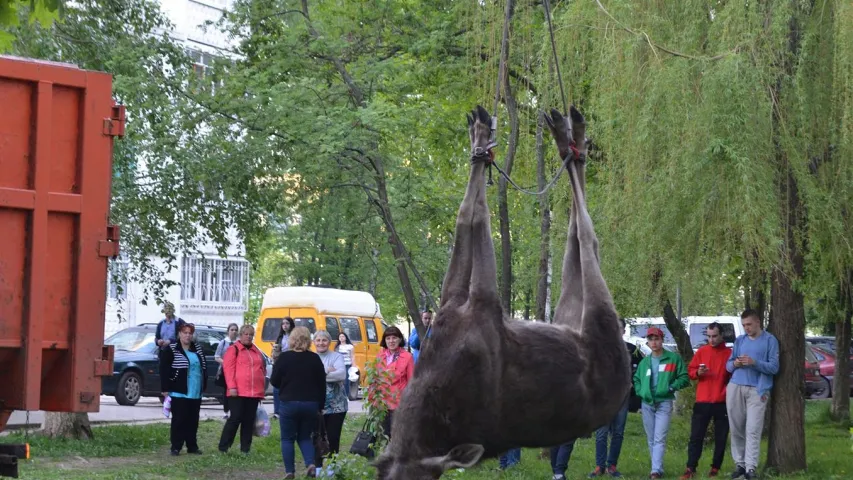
[218,324,267,454]
[375,326,414,438]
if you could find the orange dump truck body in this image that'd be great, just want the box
[0,55,119,432]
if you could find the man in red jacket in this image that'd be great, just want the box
[680,322,732,479]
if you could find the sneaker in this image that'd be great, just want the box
[680,468,696,480]
[588,466,605,477]
[187,449,203,455]
[709,467,720,477]
[607,465,623,477]
[731,466,746,479]
[170,450,180,456]
[744,470,758,480]
[306,465,317,478]
[649,473,662,479]
[283,474,295,480]
[553,476,567,480]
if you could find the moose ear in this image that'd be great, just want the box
[421,444,485,472]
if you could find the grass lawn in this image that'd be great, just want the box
[4,401,850,479]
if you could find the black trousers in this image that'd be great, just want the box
[218,396,260,453]
[687,402,729,470]
[170,397,201,453]
[382,410,395,438]
[324,412,347,454]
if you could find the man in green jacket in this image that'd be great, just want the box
[633,327,690,479]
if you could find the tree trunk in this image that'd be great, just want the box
[535,112,552,323]
[496,0,517,316]
[765,3,807,473]
[662,296,694,364]
[744,250,768,324]
[42,412,94,440]
[830,293,851,422]
[767,266,806,472]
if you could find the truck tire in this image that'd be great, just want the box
[115,371,142,406]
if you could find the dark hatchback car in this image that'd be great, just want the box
[102,323,271,406]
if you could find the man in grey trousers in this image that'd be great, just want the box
[725,309,779,480]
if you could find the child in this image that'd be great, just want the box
[633,327,690,479]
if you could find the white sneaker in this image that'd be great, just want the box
[553,475,566,480]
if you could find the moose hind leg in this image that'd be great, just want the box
[567,160,614,316]
[552,176,584,327]
[440,106,497,309]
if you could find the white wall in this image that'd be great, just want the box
[104,0,247,339]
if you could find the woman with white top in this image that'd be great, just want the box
[313,330,348,466]
[335,332,355,399]
[214,323,239,418]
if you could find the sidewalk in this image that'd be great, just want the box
[5,396,364,430]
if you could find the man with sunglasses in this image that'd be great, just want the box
[679,322,732,479]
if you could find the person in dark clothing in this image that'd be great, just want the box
[551,439,578,480]
[679,322,732,479]
[154,301,185,351]
[589,317,645,478]
[159,323,206,456]
[270,326,326,479]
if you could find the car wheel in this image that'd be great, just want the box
[811,378,831,399]
[116,371,142,406]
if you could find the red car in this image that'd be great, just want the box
[804,343,828,398]
[809,344,853,398]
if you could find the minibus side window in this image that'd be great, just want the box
[340,317,362,342]
[261,318,283,342]
[325,317,341,339]
[364,320,378,343]
[294,317,317,333]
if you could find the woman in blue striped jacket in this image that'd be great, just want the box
[160,322,207,456]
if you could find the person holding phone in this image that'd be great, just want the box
[679,322,732,479]
[725,310,779,480]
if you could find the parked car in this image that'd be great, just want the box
[685,316,744,350]
[809,344,853,398]
[102,323,271,406]
[807,336,853,357]
[805,342,830,399]
[623,317,681,355]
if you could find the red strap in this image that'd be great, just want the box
[569,142,580,161]
[488,149,495,164]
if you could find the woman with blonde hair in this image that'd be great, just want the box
[270,326,326,478]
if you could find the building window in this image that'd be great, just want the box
[180,257,249,306]
[188,48,216,79]
[107,258,128,301]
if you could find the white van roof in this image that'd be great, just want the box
[261,287,383,319]
[685,315,740,324]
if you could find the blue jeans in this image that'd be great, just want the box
[550,440,576,475]
[499,448,521,469]
[273,387,281,416]
[279,400,319,474]
[595,398,629,468]
[343,366,351,398]
[641,400,673,475]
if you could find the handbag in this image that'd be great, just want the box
[349,419,377,459]
[312,413,331,463]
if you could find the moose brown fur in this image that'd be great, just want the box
[374,106,630,479]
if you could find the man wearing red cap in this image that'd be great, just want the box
[633,327,690,479]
